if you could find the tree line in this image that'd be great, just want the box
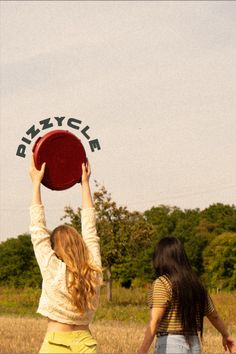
[0,183,235,300]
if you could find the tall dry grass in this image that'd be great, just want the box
[0,289,235,353]
[0,315,235,353]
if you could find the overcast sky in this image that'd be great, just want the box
[0,1,236,241]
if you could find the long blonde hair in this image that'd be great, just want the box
[50,224,102,314]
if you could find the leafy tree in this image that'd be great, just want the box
[184,235,209,275]
[2,193,235,294]
[144,205,181,238]
[112,212,156,286]
[63,183,157,299]
[172,208,201,243]
[63,183,131,301]
[184,218,216,275]
[201,203,236,234]
[62,206,82,230]
[0,234,41,287]
[144,206,204,271]
[203,232,236,290]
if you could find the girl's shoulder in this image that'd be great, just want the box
[148,275,172,306]
[153,275,172,295]
[154,274,171,287]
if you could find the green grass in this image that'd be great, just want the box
[0,285,150,322]
[0,286,41,317]
[0,286,235,326]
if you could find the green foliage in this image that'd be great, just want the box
[144,205,180,238]
[112,213,156,285]
[1,183,235,294]
[61,206,82,231]
[0,234,41,288]
[63,183,156,299]
[203,232,236,290]
[0,286,150,322]
[1,286,235,326]
[144,203,236,279]
[0,286,41,316]
[201,203,236,234]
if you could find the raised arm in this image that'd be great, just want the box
[29,155,46,205]
[29,156,61,275]
[81,161,93,209]
[80,161,101,268]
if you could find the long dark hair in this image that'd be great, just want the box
[153,236,207,337]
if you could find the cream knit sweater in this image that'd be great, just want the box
[30,204,101,325]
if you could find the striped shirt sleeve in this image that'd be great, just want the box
[204,294,215,315]
[148,276,171,309]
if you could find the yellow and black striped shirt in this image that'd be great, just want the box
[148,275,215,334]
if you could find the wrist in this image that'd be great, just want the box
[81,180,90,187]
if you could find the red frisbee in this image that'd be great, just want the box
[32,130,87,190]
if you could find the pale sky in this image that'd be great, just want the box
[0,1,236,241]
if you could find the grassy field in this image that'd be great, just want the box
[0,286,149,321]
[0,286,235,353]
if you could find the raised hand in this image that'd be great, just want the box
[81,161,91,185]
[81,160,93,209]
[29,155,46,186]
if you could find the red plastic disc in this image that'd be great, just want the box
[32,130,87,190]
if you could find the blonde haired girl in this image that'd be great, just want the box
[29,157,102,353]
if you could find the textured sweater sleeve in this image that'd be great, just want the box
[30,204,61,276]
[81,208,101,268]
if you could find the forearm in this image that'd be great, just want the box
[81,181,100,266]
[29,204,58,275]
[207,311,229,337]
[138,323,157,353]
[82,181,93,209]
[32,183,42,205]
[138,307,165,353]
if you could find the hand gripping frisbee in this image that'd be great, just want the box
[32,130,87,190]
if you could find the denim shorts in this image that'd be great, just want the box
[154,334,202,354]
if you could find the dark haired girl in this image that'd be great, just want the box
[138,237,236,354]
